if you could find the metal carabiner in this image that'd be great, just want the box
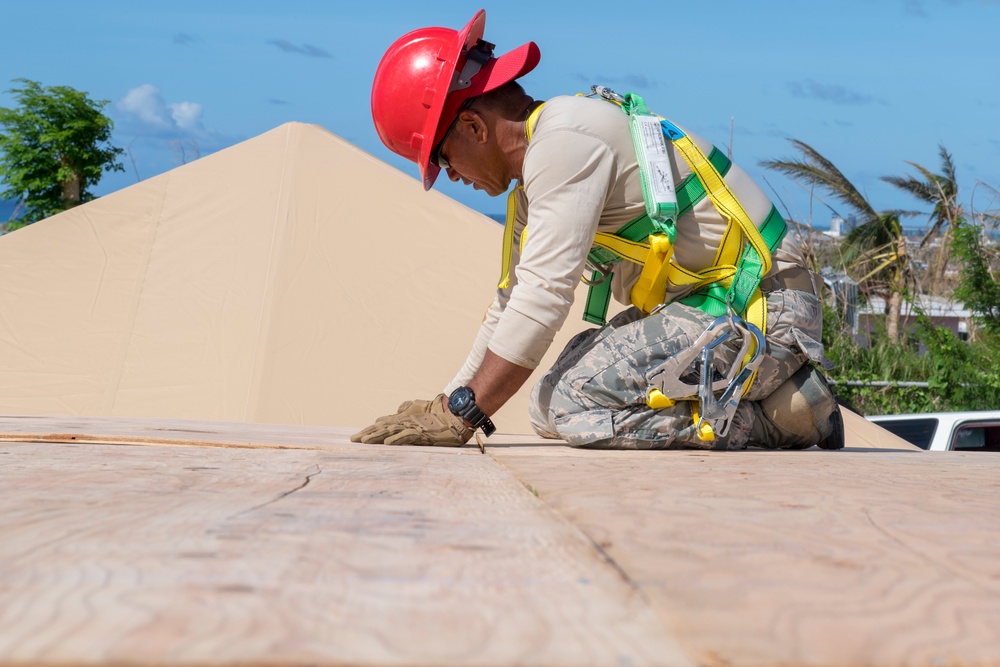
[590,85,625,104]
[581,261,613,287]
[695,319,765,438]
[646,311,766,440]
[645,315,735,400]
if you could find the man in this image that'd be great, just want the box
[354,9,842,450]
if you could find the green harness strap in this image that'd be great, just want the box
[669,204,787,317]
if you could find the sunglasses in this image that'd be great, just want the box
[431,99,476,170]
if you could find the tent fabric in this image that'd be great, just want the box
[0,122,609,434]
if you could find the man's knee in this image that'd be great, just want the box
[527,373,560,438]
[748,365,844,450]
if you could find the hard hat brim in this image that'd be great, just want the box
[417,9,484,190]
[420,13,540,190]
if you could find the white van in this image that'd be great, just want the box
[866,411,1000,452]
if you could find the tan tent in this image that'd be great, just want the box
[0,122,615,434]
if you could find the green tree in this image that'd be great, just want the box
[951,219,1000,337]
[880,144,962,288]
[761,139,913,341]
[0,79,123,228]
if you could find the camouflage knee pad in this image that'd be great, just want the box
[749,364,844,450]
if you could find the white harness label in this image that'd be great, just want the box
[633,114,677,222]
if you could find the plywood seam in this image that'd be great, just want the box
[490,455,637,588]
[0,434,478,456]
[0,433,328,451]
[487,452,698,663]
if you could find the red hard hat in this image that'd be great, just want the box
[371,9,540,190]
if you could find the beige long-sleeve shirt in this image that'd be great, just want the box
[446,94,806,393]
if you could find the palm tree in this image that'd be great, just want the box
[880,144,962,288]
[839,211,911,341]
[761,139,913,341]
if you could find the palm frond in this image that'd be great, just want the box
[789,140,880,220]
[760,139,879,222]
[881,173,937,204]
[858,255,901,283]
[904,160,940,186]
[937,144,957,185]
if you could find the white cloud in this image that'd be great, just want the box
[117,85,205,135]
[118,84,173,130]
[113,84,236,175]
[169,101,204,131]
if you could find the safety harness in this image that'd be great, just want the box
[498,87,789,442]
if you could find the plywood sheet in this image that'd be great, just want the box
[841,407,921,450]
[0,436,690,667]
[493,447,1000,666]
[1,415,992,667]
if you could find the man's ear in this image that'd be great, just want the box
[462,108,490,144]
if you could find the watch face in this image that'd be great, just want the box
[449,387,473,412]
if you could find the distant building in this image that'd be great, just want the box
[821,270,859,332]
[858,295,974,341]
[824,214,856,239]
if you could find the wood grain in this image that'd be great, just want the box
[494,448,1000,666]
[0,438,691,667]
[1,415,993,667]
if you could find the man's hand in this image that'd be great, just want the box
[373,396,435,423]
[350,394,474,446]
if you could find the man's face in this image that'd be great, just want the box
[433,106,509,197]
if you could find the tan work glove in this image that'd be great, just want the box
[350,394,474,446]
[374,396,435,423]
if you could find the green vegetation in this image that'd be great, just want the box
[821,305,1000,415]
[764,142,1000,414]
[762,140,914,341]
[952,220,1000,336]
[0,79,123,231]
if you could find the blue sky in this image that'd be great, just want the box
[2,0,999,228]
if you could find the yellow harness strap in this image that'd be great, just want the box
[652,130,770,385]
[498,103,545,290]
[498,185,521,290]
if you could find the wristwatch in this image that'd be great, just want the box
[447,386,496,437]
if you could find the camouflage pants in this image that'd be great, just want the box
[528,289,829,449]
